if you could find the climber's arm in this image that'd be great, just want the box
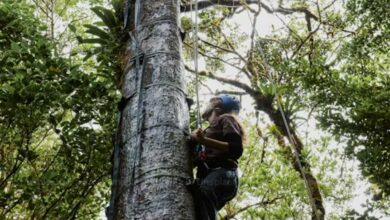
[191,128,229,152]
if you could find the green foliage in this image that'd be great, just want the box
[346,0,390,56]
[2,0,389,218]
[183,0,390,217]
[77,1,125,88]
[305,0,390,195]
[219,123,308,219]
[182,7,246,73]
[218,122,355,219]
[0,0,118,218]
[260,0,390,199]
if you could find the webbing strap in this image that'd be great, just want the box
[108,1,143,218]
[107,109,122,220]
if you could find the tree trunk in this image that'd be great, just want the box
[260,100,325,220]
[110,1,195,219]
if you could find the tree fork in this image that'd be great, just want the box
[109,1,195,219]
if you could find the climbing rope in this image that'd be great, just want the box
[192,0,202,129]
[244,4,321,220]
[191,0,208,161]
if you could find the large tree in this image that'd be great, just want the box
[108,0,195,219]
[2,0,388,219]
[109,1,325,219]
[0,0,117,218]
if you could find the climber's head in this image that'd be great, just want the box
[201,95,241,121]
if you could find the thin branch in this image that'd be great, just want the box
[222,197,282,220]
[66,174,106,220]
[32,127,52,151]
[181,0,320,23]
[290,22,321,60]
[58,0,71,17]
[0,122,12,145]
[271,6,304,43]
[185,65,256,95]
[322,0,338,11]
[0,158,24,189]
[39,145,61,177]
[50,0,55,41]
[248,0,261,65]
[181,0,260,12]
[214,90,246,95]
[31,0,50,17]
[41,168,89,219]
[199,80,215,95]
[1,194,24,217]
[213,26,253,79]
[184,41,246,73]
[199,38,246,64]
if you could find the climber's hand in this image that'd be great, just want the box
[191,128,205,142]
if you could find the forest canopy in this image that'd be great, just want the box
[0,0,389,219]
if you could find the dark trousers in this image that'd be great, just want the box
[192,167,238,220]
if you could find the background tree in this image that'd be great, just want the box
[0,0,117,218]
[311,0,390,196]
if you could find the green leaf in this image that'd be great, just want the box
[84,24,111,40]
[91,6,117,29]
[81,38,107,45]
[68,24,76,32]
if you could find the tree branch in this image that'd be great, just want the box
[184,41,246,74]
[222,196,282,220]
[181,0,319,23]
[1,194,24,217]
[41,168,89,219]
[0,158,24,189]
[181,0,260,12]
[199,38,246,64]
[214,90,246,96]
[66,174,107,220]
[185,65,256,95]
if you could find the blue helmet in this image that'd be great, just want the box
[219,95,240,113]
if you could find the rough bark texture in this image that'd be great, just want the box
[111,1,195,219]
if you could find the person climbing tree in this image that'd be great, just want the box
[188,95,245,220]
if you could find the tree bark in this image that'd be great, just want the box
[110,1,195,219]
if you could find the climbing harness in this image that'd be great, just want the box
[195,144,207,161]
